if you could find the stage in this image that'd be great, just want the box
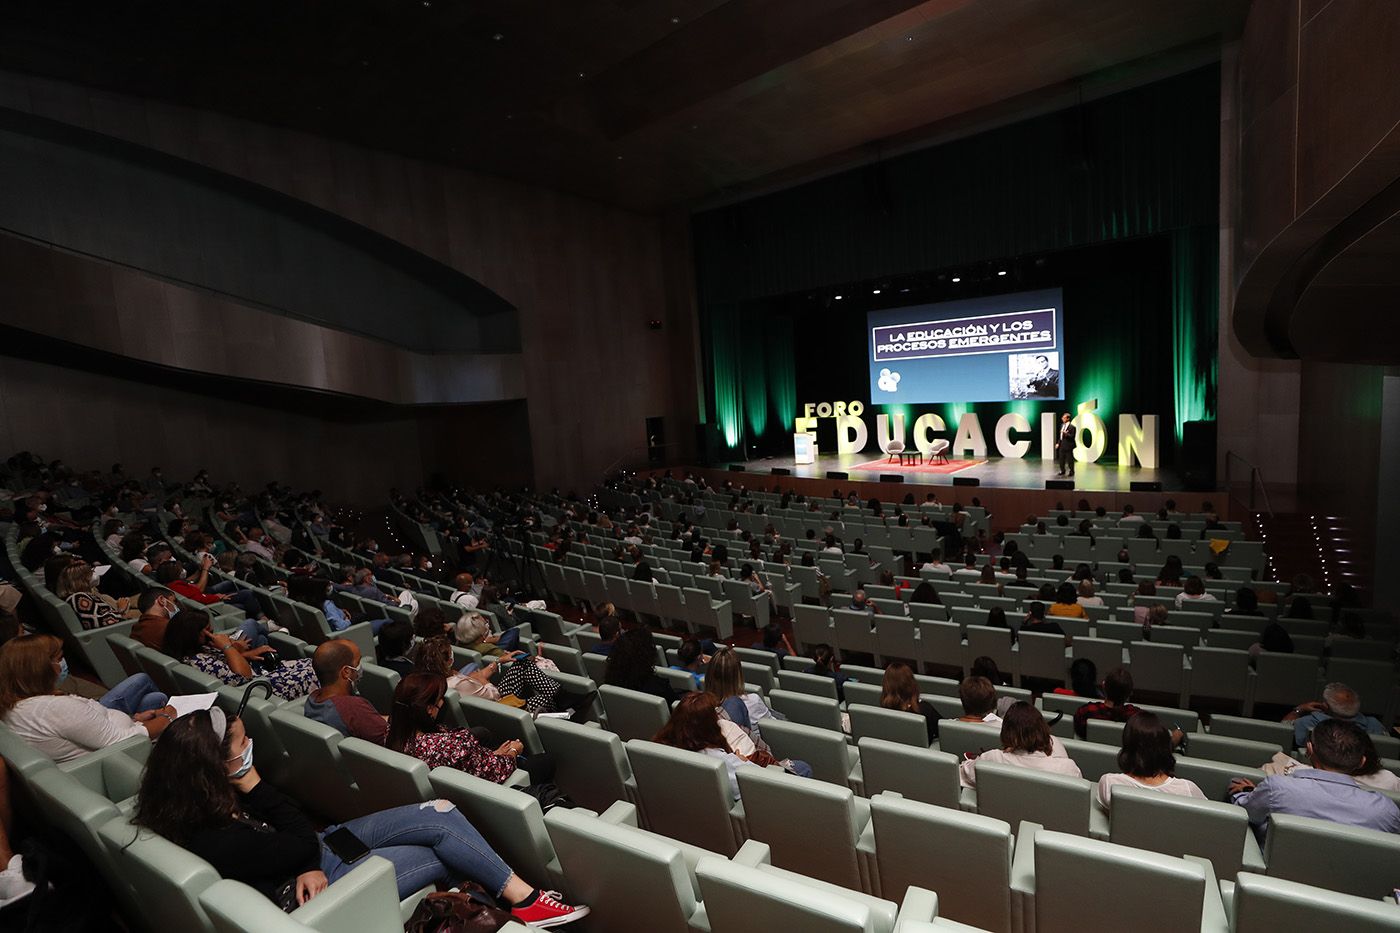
[723,452,1184,493]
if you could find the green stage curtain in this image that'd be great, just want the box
[709,302,744,449]
[1171,226,1219,444]
[767,315,797,435]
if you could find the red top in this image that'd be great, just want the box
[169,580,221,605]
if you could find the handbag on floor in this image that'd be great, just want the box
[404,886,514,933]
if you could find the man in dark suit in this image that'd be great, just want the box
[1055,413,1076,477]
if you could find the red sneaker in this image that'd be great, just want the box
[511,890,589,927]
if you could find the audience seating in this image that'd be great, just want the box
[1106,784,1264,881]
[1263,812,1400,900]
[626,739,747,856]
[856,738,964,810]
[598,684,671,742]
[974,761,1109,839]
[761,717,862,791]
[1229,871,1400,933]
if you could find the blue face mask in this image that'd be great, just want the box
[229,738,255,779]
[56,657,69,683]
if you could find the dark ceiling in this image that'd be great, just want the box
[0,0,1248,211]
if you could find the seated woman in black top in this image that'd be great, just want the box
[803,643,850,703]
[603,628,678,703]
[880,663,940,742]
[129,709,586,926]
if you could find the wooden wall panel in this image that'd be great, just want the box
[0,69,700,492]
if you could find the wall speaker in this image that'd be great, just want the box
[1181,420,1217,491]
[880,474,905,483]
[826,471,849,480]
[1130,481,1162,492]
[1046,479,1075,489]
[771,467,791,476]
[728,464,745,472]
[953,477,980,487]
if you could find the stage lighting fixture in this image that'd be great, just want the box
[1046,479,1074,490]
[872,288,881,294]
[953,477,980,487]
[951,276,961,283]
[834,294,843,300]
[1130,481,1163,492]
[997,270,1007,276]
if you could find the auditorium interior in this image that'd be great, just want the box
[1,1,1399,931]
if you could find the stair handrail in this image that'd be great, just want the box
[1224,451,1275,518]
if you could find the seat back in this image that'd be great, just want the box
[1264,812,1400,900]
[848,704,929,748]
[29,772,140,920]
[1184,732,1280,768]
[356,662,400,715]
[975,761,1093,836]
[133,645,181,695]
[337,737,434,807]
[936,719,1001,759]
[626,739,742,855]
[1208,714,1294,751]
[97,817,221,933]
[1171,757,1266,801]
[1108,784,1253,880]
[534,715,635,812]
[857,738,961,809]
[268,708,363,821]
[599,685,672,742]
[777,670,841,701]
[199,859,405,933]
[695,856,886,933]
[428,767,563,890]
[870,792,1014,933]
[455,693,543,753]
[736,766,865,891]
[966,625,1014,673]
[761,718,858,789]
[1017,630,1068,685]
[544,808,700,933]
[1231,871,1400,933]
[769,689,844,733]
[1252,652,1321,707]
[107,633,145,678]
[1033,830,1208,933]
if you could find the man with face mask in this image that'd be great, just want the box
[303,640,387,744]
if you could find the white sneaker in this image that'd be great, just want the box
[265,621,288,634]
[0,855,35,908]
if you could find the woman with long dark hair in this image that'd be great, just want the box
[163,609,317,701]
[385,672,522,784]
[603,628,677,703]
[131,710,585,925]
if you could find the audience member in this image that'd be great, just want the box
[132,709,585,924]
[303,639,387,744]
[956,676,1002,725]
[1230,719,1400,841]
[0,634,174,762]
[163,609,317,701]
[1096,712,1205,809]
[959,702,1080,788]
[1073,667,1183,746]
[374,618,415,677]
[1047,582,1087,619]
[1283,682,1385,747]
[603,628,678,703]
[386,673,532,784]
[803,643,850,703]
[590,606,622,656]
[56,559,133,629]
[880,662,940,743]
[1174,575,1217,608]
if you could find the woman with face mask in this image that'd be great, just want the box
[55,559,137,629]
[131,709,588,926]
[163,609,318,701]
[0,634,174,762]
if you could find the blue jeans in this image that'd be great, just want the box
[99,673,168,714]
[209,583,263,619]
[234,619,271,649]
[496,627,521,653]
[319,801,513,899]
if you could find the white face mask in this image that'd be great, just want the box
[229,738,255,779]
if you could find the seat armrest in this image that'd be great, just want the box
[1011,821,1041,897]
[505,768,530,788]
[734,839,772,867]
[599,800,639,827]
[288,856,402,929]
[1183,855,1229,933]
[895,886,940,929]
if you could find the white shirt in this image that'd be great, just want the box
[3,695,145,763]
[1077,596,1105,608]
[920,562,953,576]
[960,740,1081,787]
[1175,591,1219,609]
[450,590,479,610]
[1120,515,1145,523]
[1096,773,1206,810]
[242,539,275,560]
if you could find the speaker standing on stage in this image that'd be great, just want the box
[1055,413,1076,477]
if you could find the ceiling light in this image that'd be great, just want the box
[492,32,503,40]
[578,72,585,78]
[834,294,843,300]
[997,270,1007,276]
[872,288,881,295]
[951,277,961,283]
[671,16,680,23]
